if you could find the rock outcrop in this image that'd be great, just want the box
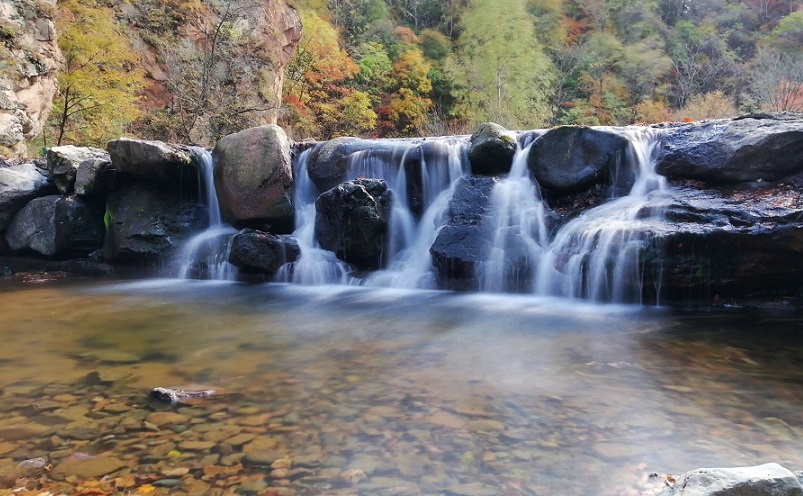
[213,125,294,232]
[528,125,630,192]
[106,138,195,189]
[315,179,392,271]
[430,176,496,288]
[0,0,61,157]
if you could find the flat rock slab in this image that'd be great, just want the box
[658,463,803,496]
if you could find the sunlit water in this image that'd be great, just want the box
[0,278,801,495]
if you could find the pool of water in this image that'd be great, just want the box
[0,278,800,495]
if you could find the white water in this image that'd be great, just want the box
[363,140,466,288]
[177,149,237,280]
[534,127,668,302]
[478,144,548,292]
[278,140,468,288]
[275,149,355,285]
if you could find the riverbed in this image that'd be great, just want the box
[0,278,800,495]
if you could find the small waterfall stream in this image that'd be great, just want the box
[534,128,667,302]
[177,148,237,280]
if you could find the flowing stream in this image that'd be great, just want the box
[176,148,237,280]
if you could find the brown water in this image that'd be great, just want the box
[0,278,801,496]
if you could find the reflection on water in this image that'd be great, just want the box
[0,279,800,495]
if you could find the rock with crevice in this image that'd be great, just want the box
[47,145,110,194]
[6,195,104,256]
[106,138,195,189]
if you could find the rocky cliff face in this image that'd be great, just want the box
[0,0,60,157]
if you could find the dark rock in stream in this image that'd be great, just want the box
[229,229,300,276]
[656,112,803,183]
[47,145,109,195]
[150,387,216,405]
[0,161,54,231]
[430,176,497,289]
[468,122,517,176]
[106,138,196,189]
[315,178,392,271]
[528,125,630,192]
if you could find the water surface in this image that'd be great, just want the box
[0,279,800,495]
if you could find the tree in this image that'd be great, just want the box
[157,0,282,144]
[750,48,803,111]
[450,0,554,128]
[51,0,143,146]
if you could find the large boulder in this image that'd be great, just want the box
[5,195,104,256]
[656,113,803,183]
[528,126,630,192]
[213,125,295,232]
[657,463,803,496]
[468,122,517,176]
[106,138,195,188]
[430,176,496,287]
[47,145,109,194]
[103,184,206,262]
[228,229,300,275]
[0,161,53,230]
[315,179,392,270]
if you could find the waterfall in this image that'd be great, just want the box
[177,148,237,280]
[278,139,468,288]
[363,139,466,288]
[275,149,355,285]
[477,144,548,292]
[534,127,667,302]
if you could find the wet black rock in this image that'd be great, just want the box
[150,387,216,405]
[315,179,392,270]
[468,122,517,176]
[430,176,496,288]
[656,463,803,496]
[75,158,114,197]
[229,229,300,275]
[528,126,630,192]
[103,184,206,262]
[655,112,803,183]
[6,195,104,256]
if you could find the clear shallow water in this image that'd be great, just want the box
[0,279,801,495]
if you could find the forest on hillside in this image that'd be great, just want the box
[46,0,803,146]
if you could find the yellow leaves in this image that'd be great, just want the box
[392,48,433,95]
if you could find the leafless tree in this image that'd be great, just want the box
[751,49,803,111]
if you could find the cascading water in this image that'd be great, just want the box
[275,149,354,285]
[478,144,548,293]
[278,139,468,288]
[534,127,668,302]
[177,148,237,280]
